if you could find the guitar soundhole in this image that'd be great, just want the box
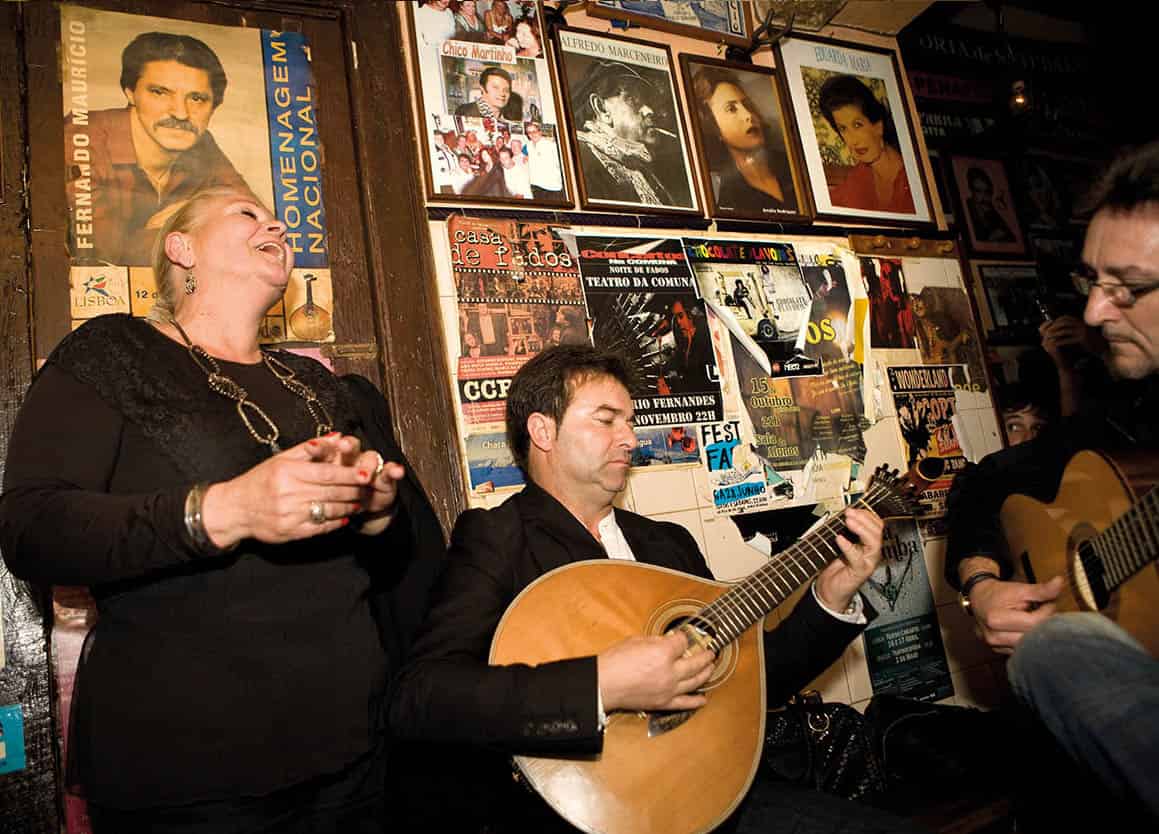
[648,603,736,691]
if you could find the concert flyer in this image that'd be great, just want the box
[860,519,953,701]
[860,257,919,350]
[451,216,587,427]
[464,430,524,494]
[682,238,820,376]
[699,419,788,515]
[787,357,868,462]
[795,244,854,361]
[632,425,702,467]
[570,234,724,427]
[887,364,967,518]
[61,5,332,342]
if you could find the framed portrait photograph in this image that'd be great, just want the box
[1009,153,1070,234]
[679,55,811,223]
[971,262,1042,346]
[949,155,1027,257]
[775,35,933,226]
[555,27,700,215]
[586,1,751,48]
[407,0,573,207]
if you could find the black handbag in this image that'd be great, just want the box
[760,690,887,802]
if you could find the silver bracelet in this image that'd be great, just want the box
[183,482,230,555]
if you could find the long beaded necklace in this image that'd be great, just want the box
[165,318,333,454]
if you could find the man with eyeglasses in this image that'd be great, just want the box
[945,141,1159,824]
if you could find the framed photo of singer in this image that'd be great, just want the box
[406,0,573,208]
[776,35,933,227]
[679,54,812,224]
[554,27,701,216]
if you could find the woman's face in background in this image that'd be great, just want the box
[515,21,537,51]
[708,82,764,152]
[831,103,885,164]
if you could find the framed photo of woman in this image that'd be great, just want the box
[775,35,933,226]
[680,55,812,224]
[949,155,1027,257]
[555,27,700,215]
[406,0,573,207]
[586,1,751,48]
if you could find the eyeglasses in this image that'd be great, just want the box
[1071,271,1159,308]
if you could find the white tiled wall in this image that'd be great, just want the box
[436,222,1009,710]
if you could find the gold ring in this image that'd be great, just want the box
[371,452,386,481]
[308,501,326,524]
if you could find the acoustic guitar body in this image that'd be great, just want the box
[489,560,765,834]
[1000,449,1159,655]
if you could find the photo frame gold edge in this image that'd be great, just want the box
[553,24,705,218]
[773,33,937,231]
[403,1,578,210]
[677,52,815,226]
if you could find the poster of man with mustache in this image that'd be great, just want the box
[62,5,333,342]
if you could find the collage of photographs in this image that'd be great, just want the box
[408,2,936,225]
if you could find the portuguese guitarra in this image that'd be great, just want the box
[489,460,943,834]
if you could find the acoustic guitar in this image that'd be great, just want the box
[1001,449,1159,655]
[489,460,943,834]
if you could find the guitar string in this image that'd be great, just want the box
[708,484,906,641]
[698,481,899,642]
[697,483,902,644]
[702,510,864,644]
[702,487,890,628]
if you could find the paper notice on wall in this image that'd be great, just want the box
[861,519,953,701]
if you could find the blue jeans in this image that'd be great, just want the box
[1009,612,1159,821]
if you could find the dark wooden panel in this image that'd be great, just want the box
[24,1,70,361]
[346,0,466,531]
[0,3,58,831]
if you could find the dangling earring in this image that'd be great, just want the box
[184,269,197,295]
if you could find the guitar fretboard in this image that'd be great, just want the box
[1091,487,1159,592]
[687,480,900,652]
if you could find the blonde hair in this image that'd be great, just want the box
[148,186,263,321]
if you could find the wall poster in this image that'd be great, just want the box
[61,4,333,342]
[683,237,821,377]
[887,364,966,518]
[570,234,723,427]
[450,216,588,494]
[861,519,953,701]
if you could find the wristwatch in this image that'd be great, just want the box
[958,571,1000,617]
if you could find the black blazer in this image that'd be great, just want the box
[388,480,865,830]
[389,478,863,751]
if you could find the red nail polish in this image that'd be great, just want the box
[358,470,369,480]
[325,431,340,438]
[340,517,350,526]
[307,438,319,447]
